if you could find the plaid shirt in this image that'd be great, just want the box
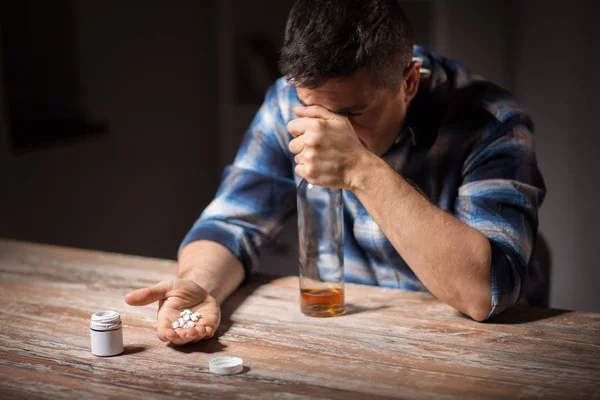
[182,45,546,320]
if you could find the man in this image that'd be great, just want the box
[125,0,545,345]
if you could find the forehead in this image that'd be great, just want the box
[295,70,381,109]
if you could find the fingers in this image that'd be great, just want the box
[288,135,306,155]
[287,117,311,138]
[204,325,215,339]
[125,280,173,306]
[295,163,308,180]
[293,105,336,120]
[166,325,210,346]
[165,312,219,345]
[176,326,204,343]
[158,314,208,344]
[159,303,220,346]
[294,147,316,166]
[164,327,178,342]
[287,112,334,138]
[295,161,338,184]
[157,305,179,342]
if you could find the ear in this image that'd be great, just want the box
[403,61,421,102]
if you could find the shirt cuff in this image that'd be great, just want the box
[179,220,255,279]
[483,240,523,321]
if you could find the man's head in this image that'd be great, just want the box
[279,0,420,154]
[279,0,413,91]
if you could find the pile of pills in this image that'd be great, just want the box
[172,309,201,329]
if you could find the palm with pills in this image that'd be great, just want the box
[125,279,220,345]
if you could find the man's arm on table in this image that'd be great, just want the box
[178,240,245,305]
[350,154,493,320]
[349,126,544,321]
[125,81,297,345]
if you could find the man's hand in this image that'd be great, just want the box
[125,279,220,346]
[287,105,368,189]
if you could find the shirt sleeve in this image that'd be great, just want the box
[180,84,297,277]
[454,123,546,320]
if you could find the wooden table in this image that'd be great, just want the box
[0,239,599,399]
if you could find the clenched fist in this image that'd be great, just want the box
[287,105,368,189]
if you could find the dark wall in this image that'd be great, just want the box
[0,1,219,259]
[1,0,599,312]
[431,0,600,312]
[513,0,600,312]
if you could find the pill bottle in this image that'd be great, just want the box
[90,311,123,356]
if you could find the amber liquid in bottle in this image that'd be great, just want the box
[300,287,345,317]
[297,180,344,317]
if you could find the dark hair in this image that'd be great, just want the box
[279,0,413,91]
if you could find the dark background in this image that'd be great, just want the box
[0,0,598,312]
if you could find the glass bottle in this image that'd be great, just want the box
[296,179,345,317]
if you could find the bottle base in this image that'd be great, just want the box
[301,304,346,318]
[300,288,345,318]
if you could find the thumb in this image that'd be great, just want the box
[125,280,173,306]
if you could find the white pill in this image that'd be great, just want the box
[178,317,185,325]
[194,312,201,317]
[184,309,193,315]
[183,314,190,322]
[190,314,198,322]
[171,321,179,329]
[185,321,195,328]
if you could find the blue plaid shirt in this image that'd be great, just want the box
[182,46,546,320]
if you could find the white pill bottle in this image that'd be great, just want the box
[90,311,123,356]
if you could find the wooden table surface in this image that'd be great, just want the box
[0,239,599,399]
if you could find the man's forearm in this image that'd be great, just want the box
[349,152,492,321]
[178,240,245,304]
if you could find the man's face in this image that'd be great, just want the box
[295,66,418,154]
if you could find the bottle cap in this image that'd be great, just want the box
[89,311,123,357]
[90,310,121,330]
[209,356,244,375]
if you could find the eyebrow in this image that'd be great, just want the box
[296,94,367,115]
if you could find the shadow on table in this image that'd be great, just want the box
[169,338,228,354]
[345,303,391,316]
[122,345,148,355]
[219,274,279,329]
[484,306,571,324]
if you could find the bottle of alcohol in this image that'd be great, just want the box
[296,179,345,317]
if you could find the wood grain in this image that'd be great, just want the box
[0,239,598,399]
